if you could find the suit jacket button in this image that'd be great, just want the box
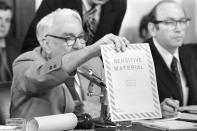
[53,64,57,68]
[49,66,53,70]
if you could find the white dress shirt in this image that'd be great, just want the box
[74,74,83,101]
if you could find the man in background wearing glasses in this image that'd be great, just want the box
[146,0,197,118]
[10,8,129,120]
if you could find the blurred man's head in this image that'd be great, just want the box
[36,8,86,59]
[148,0,190,54]
[0,1,12,39]
[139,14,151,41]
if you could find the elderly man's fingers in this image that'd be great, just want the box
[108,34,128,52]
[105,37,114,45]
[97,34,128,52]
[122,37,130,47]
[117,37,127,52]
[113,38,121,52]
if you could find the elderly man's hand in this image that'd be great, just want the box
[161,98,179,118]
[92,33,129,55]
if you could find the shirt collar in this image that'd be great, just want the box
[0,39,6,48]
[153,38,180,69]
[75,74,80,86]
[82,0,92,12]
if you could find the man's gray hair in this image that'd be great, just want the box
[36,8,82,44]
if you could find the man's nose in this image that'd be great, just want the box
[174,22,185,32]
[72,39,85,49]
[0,20,6,27]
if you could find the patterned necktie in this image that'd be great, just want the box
[64,77,84,115]
[65,77,80,101]
[171,56,183,105]
[84,7,98,46]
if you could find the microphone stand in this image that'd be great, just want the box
[77,68,115,128]
[87,80,107,124]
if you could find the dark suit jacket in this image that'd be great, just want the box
[3,37,21,80]
[146,38,197,106]
[22,0,127,52]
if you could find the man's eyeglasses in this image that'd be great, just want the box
[153,18,191,29]
[45,34,86,47]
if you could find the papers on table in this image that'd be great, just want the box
[178,105,197,114]
[134,112,197,130]
[177,112,197,122]
[175,106,197,122]
[101,43,161,122]
[136,120,197,130]
[0,125,17,131]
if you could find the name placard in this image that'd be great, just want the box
[101,43,161,122]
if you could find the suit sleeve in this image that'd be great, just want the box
[21,0,60,53]
[12,51,70,93]
[112,0,127,35]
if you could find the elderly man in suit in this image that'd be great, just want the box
[21,0,127,52]
[10,8,129,120]
[146,0,197,118]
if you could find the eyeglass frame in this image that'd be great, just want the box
[152,17,191,29]
[45,34,86,47]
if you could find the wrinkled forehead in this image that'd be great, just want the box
[52,13,81,27]
[49,13,83,35]
[156,2,185,20]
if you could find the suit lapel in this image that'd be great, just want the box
[5,46,11,73]
[179,46,191,87]
[73,0,83,18]
[95,2,116,41]
[179,46,197,105]
[147,39,183,103]
[5,38,17,74]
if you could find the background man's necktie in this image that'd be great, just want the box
[171,56,183,105]
[83,7,98,46]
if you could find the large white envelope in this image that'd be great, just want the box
[101,43,161,122]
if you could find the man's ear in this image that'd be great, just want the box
[148,22,157,37]
[41,38,52,56]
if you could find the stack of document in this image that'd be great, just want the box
[178,105,197,114]
[178,105,197,122]
[132,105,197,130]
[0,125,18,131]
[133,120,197,131]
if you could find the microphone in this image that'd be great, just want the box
[76,113,93,129]
[77,67,105,87]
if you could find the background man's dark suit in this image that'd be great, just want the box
[21,0,127,52]
[4,37,21,78]
[146,38,197,106]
